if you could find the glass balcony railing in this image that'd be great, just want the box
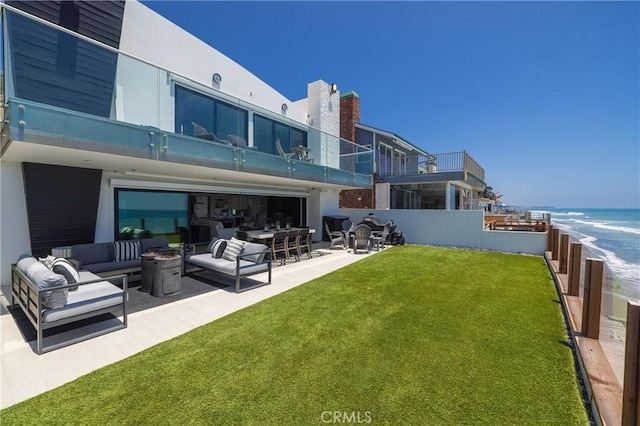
[1,6,373,188]
[378,151,485,183]
[4,98,372,188]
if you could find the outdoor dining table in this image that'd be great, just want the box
[291,146,313,162]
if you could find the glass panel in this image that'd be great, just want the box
[1,12,4,120]
[175,86,214,137]
[116,190,188,244]
[291,127,307,148]
[216,100,246,142]
[115,55,161,128]
[274,121,290,151]
[254,114,274,154]
[6,11,117,117]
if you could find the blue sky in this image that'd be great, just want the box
[142,1,639,209]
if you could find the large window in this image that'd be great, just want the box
[253,113,307,155]
[115,190,188,243]
[394,151,406,175]
[379,143,393,175]
[175,86,248,142]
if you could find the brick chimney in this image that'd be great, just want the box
[338,91,374,209]
[340,91,360,142]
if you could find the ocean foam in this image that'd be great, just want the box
[570,219,640,235]
[555,224,639,299]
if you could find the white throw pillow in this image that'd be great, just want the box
[221,238,245,262]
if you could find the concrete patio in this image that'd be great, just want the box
[0,243,382,409]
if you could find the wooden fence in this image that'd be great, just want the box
[545,228,639,425]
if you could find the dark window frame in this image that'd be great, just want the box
[174,85,248,142]
[114,188,189,242]
[253,113,308,155]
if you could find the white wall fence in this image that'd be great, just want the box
[337,209,547,255]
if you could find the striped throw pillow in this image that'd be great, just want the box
[112,241,141,262]
[221,238,245,262]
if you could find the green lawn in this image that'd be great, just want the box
[2,245,588,425]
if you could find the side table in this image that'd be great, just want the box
[370,236,385,251]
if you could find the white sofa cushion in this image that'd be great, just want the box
[242,242,268,263]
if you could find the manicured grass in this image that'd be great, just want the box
[2,245,588,425]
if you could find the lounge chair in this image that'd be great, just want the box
[276,138,295,159]
[192,122,219,142]
[228,134,257,150]
[324,222,346,250]
[351,224,372,254]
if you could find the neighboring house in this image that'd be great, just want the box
[339,92,489,211]
[0,0,372,284]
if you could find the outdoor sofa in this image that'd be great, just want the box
[69,237,169,277]
[11,255,127,354]
[185,237,272,293]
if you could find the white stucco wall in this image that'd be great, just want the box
[0,161,31,286]
[308,188,340,240]
[306,81,340,169]
[336,208,547,255]
[119,0,307,128]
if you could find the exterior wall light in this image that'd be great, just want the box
[330,83,338,94]
[212,73,222,85]
[281,103,288,112]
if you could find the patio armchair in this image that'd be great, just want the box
[381,223,396,243]
[351,224,372,254]
[324,222,346,250]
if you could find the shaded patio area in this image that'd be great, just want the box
[0,242,376,409]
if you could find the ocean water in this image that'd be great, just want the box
[118,208,188,234]
[532,208,639,300]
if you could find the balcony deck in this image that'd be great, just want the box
[2,98,372,189]
[377,151,485,188]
